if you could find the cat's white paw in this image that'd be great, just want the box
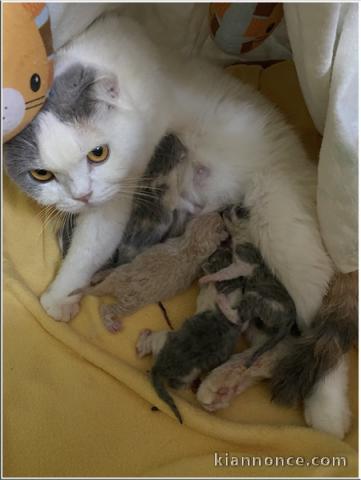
[40,291,80,322]
[303,357,351,439]
[304,393,351,439]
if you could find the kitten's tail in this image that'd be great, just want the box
[151,368,183,424]
[270,272,358,405]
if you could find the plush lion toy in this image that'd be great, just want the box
[3,3,53,142]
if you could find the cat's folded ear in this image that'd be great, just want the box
[93,73,119,105]
[48,64,133,113]
[93,72,133,111]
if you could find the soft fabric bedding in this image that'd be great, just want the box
[4,61,358,478]
[284,3,358,274]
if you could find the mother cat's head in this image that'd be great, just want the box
[5,15,171,213]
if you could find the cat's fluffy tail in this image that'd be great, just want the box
[270,272,358,405]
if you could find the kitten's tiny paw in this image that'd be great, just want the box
[197,379,234,412]
[197,362,248,411]
[40,291,80,322]
[100,304,122,333]
[136,329,153,357]
[104,317,122,333]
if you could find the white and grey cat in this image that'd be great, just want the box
[5,14,351,438]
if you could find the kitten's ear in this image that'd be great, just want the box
[93,73,133,110]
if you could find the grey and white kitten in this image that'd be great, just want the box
[136,308,245,424]
[200,204,299,366]
[4,14,349,438]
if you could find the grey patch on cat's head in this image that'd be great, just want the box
[44,63,100,123]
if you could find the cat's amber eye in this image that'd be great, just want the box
[30,169,54,182]
[87,145,110,163]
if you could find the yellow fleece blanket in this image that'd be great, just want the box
[4,61,358,477]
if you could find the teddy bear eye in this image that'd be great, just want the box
[30,73,41,92]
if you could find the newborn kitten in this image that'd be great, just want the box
[136,308,245,423]
[195,239,244,314]
[104,133,193,268]
[200,204,298,366]
[72,213,228,332]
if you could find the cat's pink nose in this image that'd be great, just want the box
[74,192,92,203]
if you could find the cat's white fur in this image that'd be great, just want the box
[36,16,349,437]
[304,355,351,438]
